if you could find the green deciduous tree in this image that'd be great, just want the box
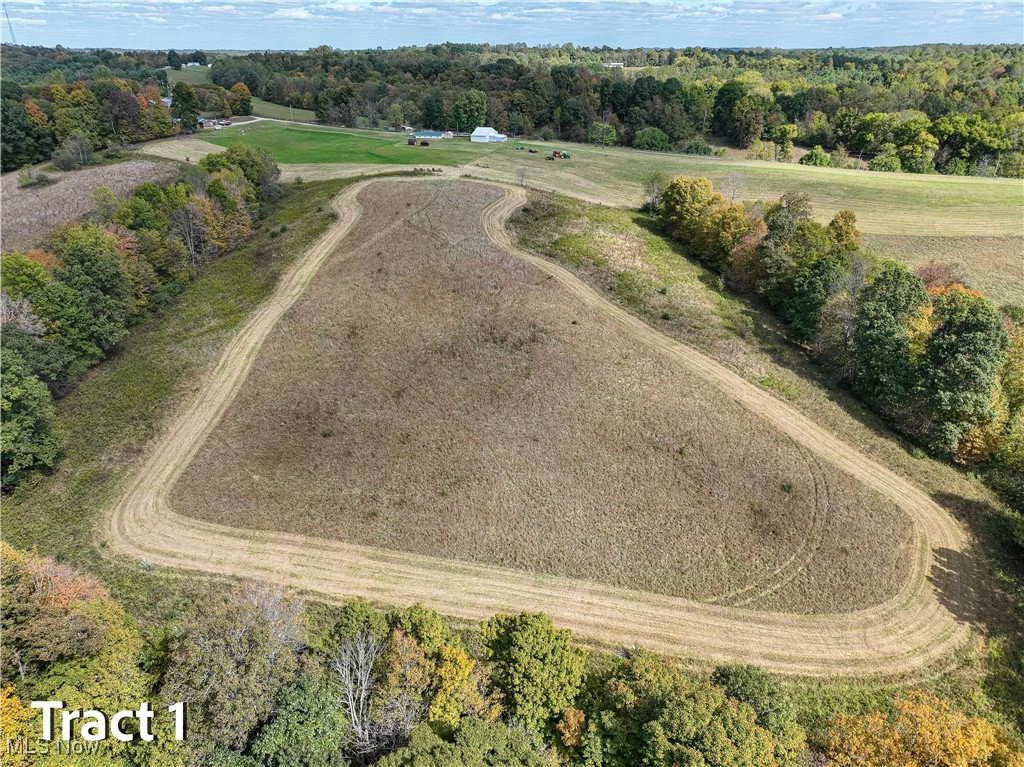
[0,251,51,300]
[576,651,787,767]
[0,351,59,488]
[376,718,545,767]
[480,612,585,735]
[171,81,201,130]
[451,91,486,133]
[632,126,672,151]
[711,665,803,757]
[657,175,716,242]
[249,667,349,767]
[49,223,137,348]
[50,84,101,146]
[920,287,1009,456]
[852,262,930,412]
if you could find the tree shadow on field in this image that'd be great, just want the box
[928,546,983,626]
[929,490,1024,730]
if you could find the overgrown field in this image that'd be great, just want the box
[168,179,912,614]
[1,158,178,251]
[202,120,498,166]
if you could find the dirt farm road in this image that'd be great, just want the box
[106,178,973,676]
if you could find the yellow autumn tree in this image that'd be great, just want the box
[0,684,32,767]
[826,691,1005,767]
[427,645,500,733]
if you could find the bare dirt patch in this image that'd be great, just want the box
[169,179,912,614]
[1,159,178,251]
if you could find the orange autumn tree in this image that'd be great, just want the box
[826,691,1017,767]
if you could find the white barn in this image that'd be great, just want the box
[470,126,507,143]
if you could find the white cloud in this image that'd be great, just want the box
[267,7,315,18]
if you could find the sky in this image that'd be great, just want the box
[1,0,1022,51]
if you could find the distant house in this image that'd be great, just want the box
[197,118,216,129]
[605,62,625,68]
[161,97,173,107]
[470,126,507,143]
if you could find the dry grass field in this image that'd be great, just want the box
[169,179,912,613]
[1,159,178,251]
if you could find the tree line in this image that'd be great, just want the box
[0,46,253,173]
[654,175,1023,506]
[0,145,280,490]
[208,42,1024,176]
[3,43,1021,176]
[1,76,175,173]
[2,544,1019,766]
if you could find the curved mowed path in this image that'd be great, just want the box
[106,178,973,676]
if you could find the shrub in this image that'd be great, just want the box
[746,139,777,161]
[633,127,672,152]
[941,157,970,175]
[683,136,713,155]
[16,168,54,188]
[868,144,902,172]
[51,133,94,171]
[799,145,833,167]
[997,151,1024,179]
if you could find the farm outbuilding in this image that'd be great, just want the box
[470,127,507,143]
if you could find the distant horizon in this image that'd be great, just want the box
[8,41,1024,54]
[2,1,1021,52]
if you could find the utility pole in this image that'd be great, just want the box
[3,2,17,44]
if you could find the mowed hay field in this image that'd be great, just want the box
[238,127,1022,302]
[169,178,913,614]
[203,121,499,166]
[466,143,1024,304]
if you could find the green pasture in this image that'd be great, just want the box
[202,120,500,166]
[479,140,1024,238]
[250,97,317,122]
[166,66,212,86]
[194,118,1021,301]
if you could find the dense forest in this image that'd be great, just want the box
[2,42,1023,175]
